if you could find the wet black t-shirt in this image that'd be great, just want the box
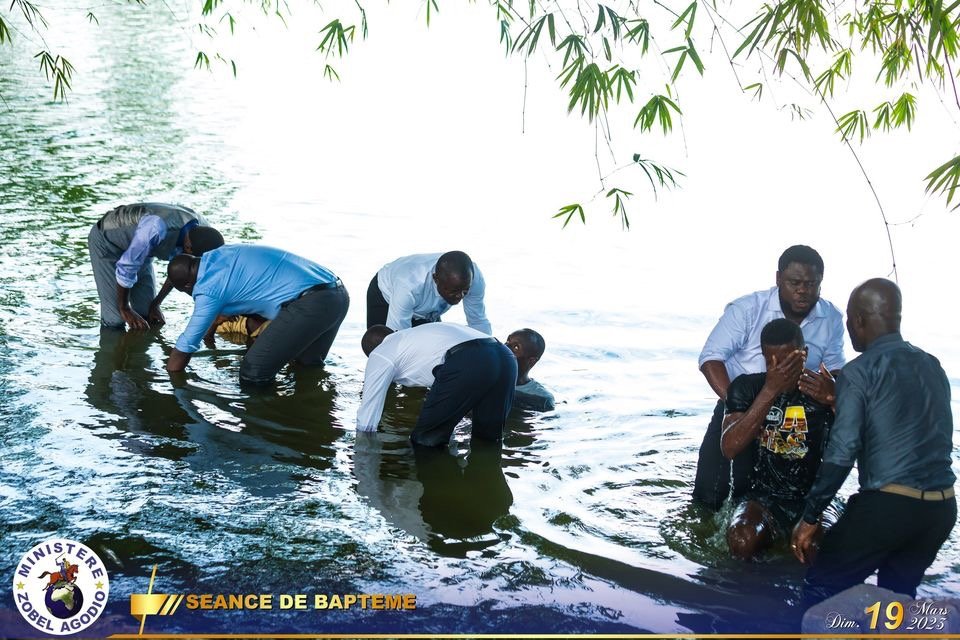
[725,373,834,502]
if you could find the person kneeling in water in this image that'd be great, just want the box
[721,319,834,560]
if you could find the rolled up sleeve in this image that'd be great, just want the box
[463,267,492,335]
[698,301,750,369]
[357,353,397,431]
[821,310,846,371]
[174,295,220,353]
[115,215,166,288]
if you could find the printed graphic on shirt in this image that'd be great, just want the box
[762,404,808,459]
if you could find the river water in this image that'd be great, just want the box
[1,1,959,636]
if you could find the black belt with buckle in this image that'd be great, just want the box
[445,336,498,358]
[300,278,343,297]
[282,279,343,307]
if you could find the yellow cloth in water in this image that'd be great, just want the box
[216,317,269,338]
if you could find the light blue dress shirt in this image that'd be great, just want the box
[698,287,845,381]
[174,245,337,353]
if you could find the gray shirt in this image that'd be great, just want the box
[514,379,555,412]
[803,332,955,520]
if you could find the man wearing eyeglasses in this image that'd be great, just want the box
[693,245,846,510]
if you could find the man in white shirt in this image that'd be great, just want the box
[693,245,845,509]
[357,323,517,446]
[366,251,492,335]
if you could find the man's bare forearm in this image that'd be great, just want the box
[167,349,191,372]
[700,360,731,400]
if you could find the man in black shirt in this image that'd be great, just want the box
[721,319,834,560]
[792,278,956,605]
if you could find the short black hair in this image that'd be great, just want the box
[435,251,473,280]
[361,325,394,356]
[513,328,546,359]
[188,226,224,256]
[168,254,199,288]
[778,245,823,273]
[760,318,804,348]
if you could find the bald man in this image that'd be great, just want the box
[367,251,492,334]
[792,279,956,606]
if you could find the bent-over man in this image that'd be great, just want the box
[694,245,844,509]
[166,245,349,384]
[792,279,956,605]
[366,251,492,334]
[506,328,555,412]
[88,202,222,329]
[358,323,516,446]
[721,319,834,560]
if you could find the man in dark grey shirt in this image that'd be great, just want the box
[791,278,956,606]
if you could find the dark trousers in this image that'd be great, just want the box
[239,284,349,385]
[412,340,517,447]
[692,399,756,509]
[88,224,155,328]
[366,274,436,329]
[804,491,957,607]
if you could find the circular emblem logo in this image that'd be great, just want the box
[12,538,110,636]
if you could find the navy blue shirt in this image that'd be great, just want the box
[802,333,955,521]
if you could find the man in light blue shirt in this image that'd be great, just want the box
[165,245,349,384]
[87,203,223,329]
[693,245,845,509]
[366,251,492,335]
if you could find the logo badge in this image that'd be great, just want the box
[12,538,110,636]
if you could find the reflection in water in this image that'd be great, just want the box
[354,433,513,557]
[87,326,343,495]
[86,328,194,455]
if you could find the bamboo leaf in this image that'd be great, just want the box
[425,0,439,27]
[686,38,704,74]
[835,109,870,142]
[671,1,697,39]
[606,187,633,229]
[626,18,650,54]
[634,94,681,133]
[892,92,916,130]
[552,203,586,228]
[924,154,960,208]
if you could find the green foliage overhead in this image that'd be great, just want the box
[2,0,959,229]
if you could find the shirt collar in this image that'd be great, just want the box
[865,331,904,351]
[176,219,199,249]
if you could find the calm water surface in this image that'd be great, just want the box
[1,3,959,636]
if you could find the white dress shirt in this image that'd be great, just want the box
[698,287,845,382]
[357,323,491,431]
[376,253,491,335]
